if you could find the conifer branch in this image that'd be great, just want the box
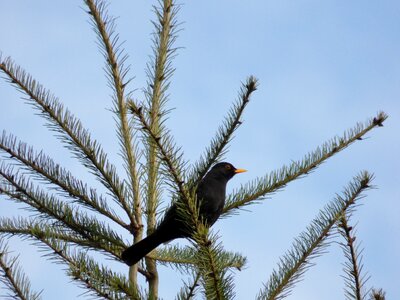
[0,166,125,256]
[45,242,119,300]
[30,237,140,300]
[0,238,42,300]
[129,98,189,200]
[257,171,372,300]
[338,214,370,300]
[175,272,201,300]
[194,232,235,300]
[189,76,258,186]
[149,245,246,272]
[69,252,141,300]
[0,218,150,279]
[0,131,128,230]
[142,0,180,294]
[84,0,140,230]
[224,112,387,215]
[0,217,127,260]
[0,217,88,247]
[0,55,131,222]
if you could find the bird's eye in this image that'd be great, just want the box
[225,165,231,170]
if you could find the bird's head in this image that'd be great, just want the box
[209,162,247,181]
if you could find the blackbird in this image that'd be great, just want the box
[121,162,246,266]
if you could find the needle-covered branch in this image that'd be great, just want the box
[175,271,201,300]
[338,214,369,300]
[257,171,373,300]
[0,217,152,278]
[0,217,127,261]
[84,0,140,230]
[149,245,246,272]
[69,252,142,300]
[0,131,128,230]
[0,217,89,247]
[224,112,387,215]
[0,166,125,256]
[193,231,236,300]
[0,55,130,222]
[189,76,258,187]
[143,0,181,295]
[31,237,141,300]
[128,98,189,200]
[0,238,42,300]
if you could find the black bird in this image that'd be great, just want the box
[121,162,246,266]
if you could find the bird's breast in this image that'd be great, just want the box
[197,179,226,225]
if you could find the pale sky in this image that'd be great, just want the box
[0,1,399,299]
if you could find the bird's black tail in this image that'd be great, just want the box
[121,231,164,266]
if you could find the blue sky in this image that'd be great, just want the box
[0,1,399,299]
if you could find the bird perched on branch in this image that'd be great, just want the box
[121,162,246,266]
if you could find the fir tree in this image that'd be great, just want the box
[0,0,388,299]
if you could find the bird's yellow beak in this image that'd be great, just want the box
[234,168,247,174]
